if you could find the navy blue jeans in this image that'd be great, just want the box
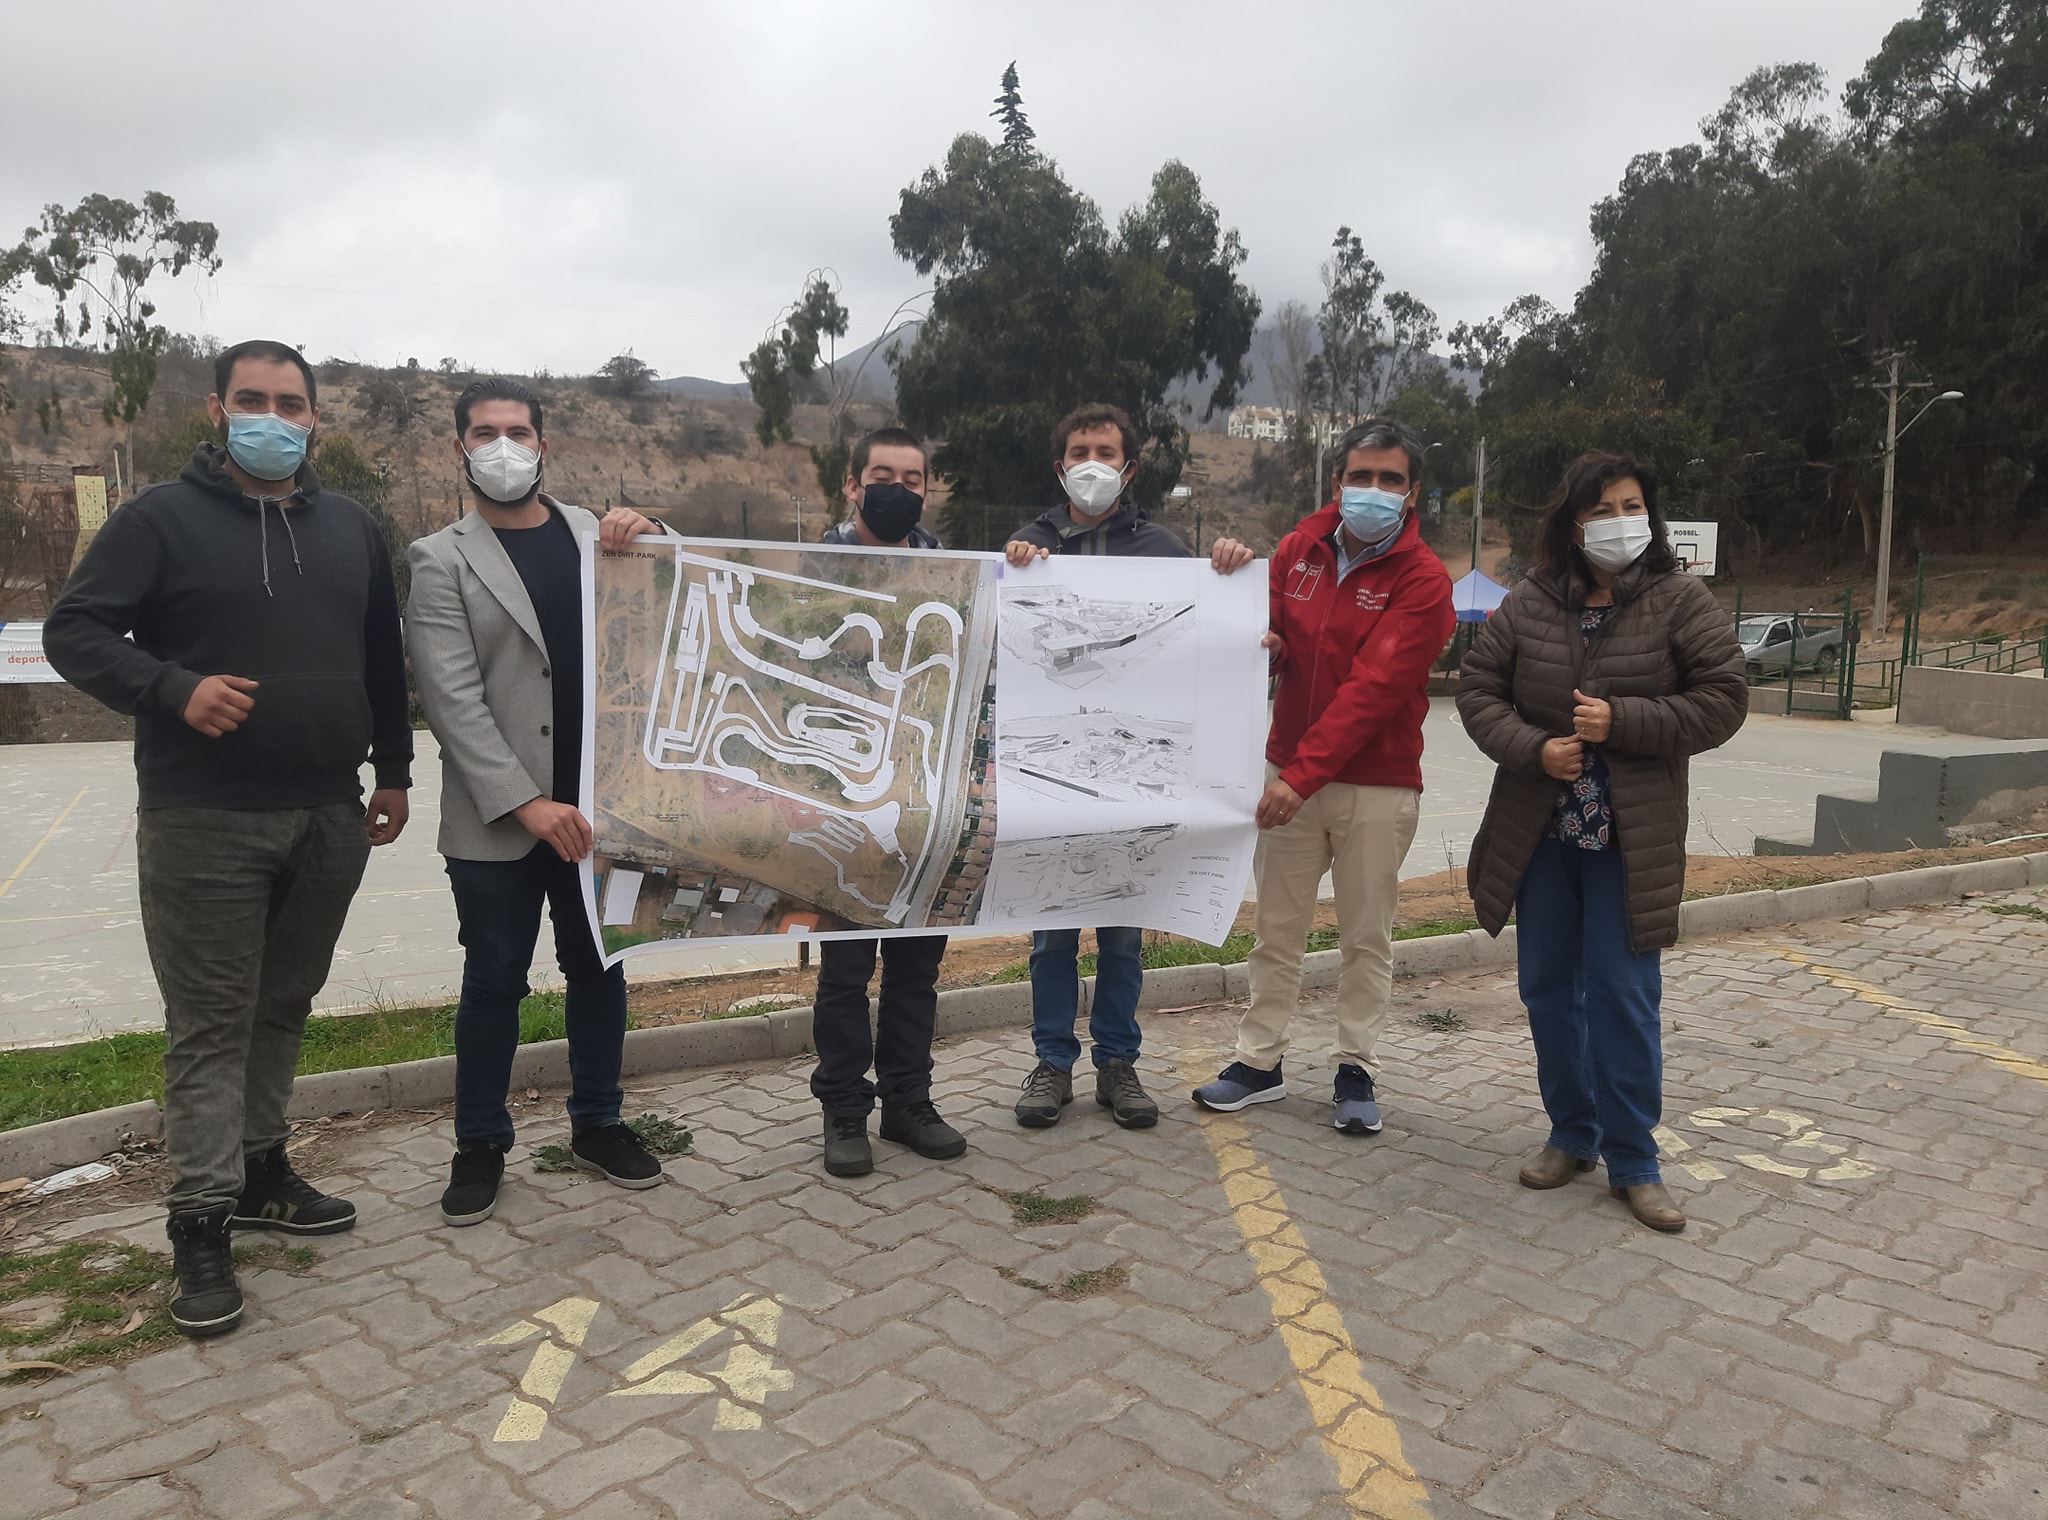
[445,843,626,1149]
[1515,836,1664,1186]
[1029,927,1143,1070]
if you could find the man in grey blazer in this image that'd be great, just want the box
[407,377,667,1225]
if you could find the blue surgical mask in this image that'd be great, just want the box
[224,411,310,482]
[1338,485,1406,545]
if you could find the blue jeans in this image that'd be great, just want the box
[1030,927,1143,1070]
[445,843,626,1149]
[1514,836,1664,1186]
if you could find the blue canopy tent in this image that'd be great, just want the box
[1451,569,1508,623]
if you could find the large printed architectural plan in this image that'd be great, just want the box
[989,553,1267,943]
[584,538,997,958]
[582,537,1265,961]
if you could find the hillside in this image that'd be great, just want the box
[5,345,2042,647]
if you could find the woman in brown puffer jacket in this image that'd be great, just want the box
[1457,452,1746,1233]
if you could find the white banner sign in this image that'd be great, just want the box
[0,623,64,684]
[580,537,1266,962]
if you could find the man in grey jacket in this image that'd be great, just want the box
[406,378,666,1225]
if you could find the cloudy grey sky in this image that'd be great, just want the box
[1,0,1907,385]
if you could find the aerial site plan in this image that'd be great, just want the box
[585,537,999,957]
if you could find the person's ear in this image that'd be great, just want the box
[845,476,861,508]
[206,395,225,429]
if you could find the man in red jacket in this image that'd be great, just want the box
[1193,417,1455,1134]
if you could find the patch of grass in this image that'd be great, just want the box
[1393,917,1480,941]
[234,1242,321,1275]
[533,1113,694,1172]
[1,1242,174,1378]
[1414,1009,1467,1032]
[1003,1190,1095,1226]
[995,1263,1129,1299]
[984,919,1474,986]
[0,989,573,1133]
[1053,1266,1128,1299]
[1987,902,2048,922]
[706,997,800,1021]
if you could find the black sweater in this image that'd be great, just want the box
[44,443,413,809]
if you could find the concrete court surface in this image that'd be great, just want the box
[4,706,2042,1048]
[1,891,2043,1518]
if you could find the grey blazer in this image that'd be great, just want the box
[405,496,598,862]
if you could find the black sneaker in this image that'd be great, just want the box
[1014,1060,1074,1128]
[1095,1059,1160,1129]
[822,1113,873,1177]
[166,1205,242,1338]
[441,1142,506,1226]
[570,1123,665,1190]
[232,1142,357,1235]
[880,1098,968,1160]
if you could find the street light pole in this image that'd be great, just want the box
[1471,435,1487,575]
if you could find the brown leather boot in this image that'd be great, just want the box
[1518,1146,1596,1190]
[1611,1182,1686,1232]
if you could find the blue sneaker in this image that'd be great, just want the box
[1192,1060,1286,1111]
[1332,1063,1381,1134]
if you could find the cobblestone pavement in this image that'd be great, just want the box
[3,890,2045,1520]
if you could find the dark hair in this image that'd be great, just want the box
[1051,403,1139,466]
[213,340,317,408]
[849,426,926,481]
[1535,451,1678,579]
[1329,416,1425,490]
[455,377,545,438]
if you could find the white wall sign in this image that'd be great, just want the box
[1666,520,1719,577]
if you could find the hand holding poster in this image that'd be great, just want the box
[580,536,1265,963]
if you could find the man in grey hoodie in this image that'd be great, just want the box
[45,339,412,1338]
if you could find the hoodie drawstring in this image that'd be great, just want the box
[279,503,305,580]
[254,495,306,597]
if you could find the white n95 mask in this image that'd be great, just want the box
[1061,460,1125,513]
[465,437,543,504]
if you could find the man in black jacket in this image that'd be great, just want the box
[45,339,412,1338]
[1003,403,1252,1132]
[810,427,967,1176]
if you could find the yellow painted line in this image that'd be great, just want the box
[0,787,90,901]
[1780,949,2048,1084]
[1183,1072,1432,1519]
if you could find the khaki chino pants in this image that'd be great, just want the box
[1237,770,1419,1074]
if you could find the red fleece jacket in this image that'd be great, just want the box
[1266,504,1455,797]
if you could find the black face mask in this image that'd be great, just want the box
[858,481,924,544]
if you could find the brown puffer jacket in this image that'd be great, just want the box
[1456,560,1748,951]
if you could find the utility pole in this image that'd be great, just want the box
[1471,435,1487,575]
[1873,351,1903,639]
[1864,349,1961,638]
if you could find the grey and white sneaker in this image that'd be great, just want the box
[1191,1060,1286,1111]
[1332,1063,1382,1134]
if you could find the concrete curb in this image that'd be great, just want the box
[6,850,2044,1180]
